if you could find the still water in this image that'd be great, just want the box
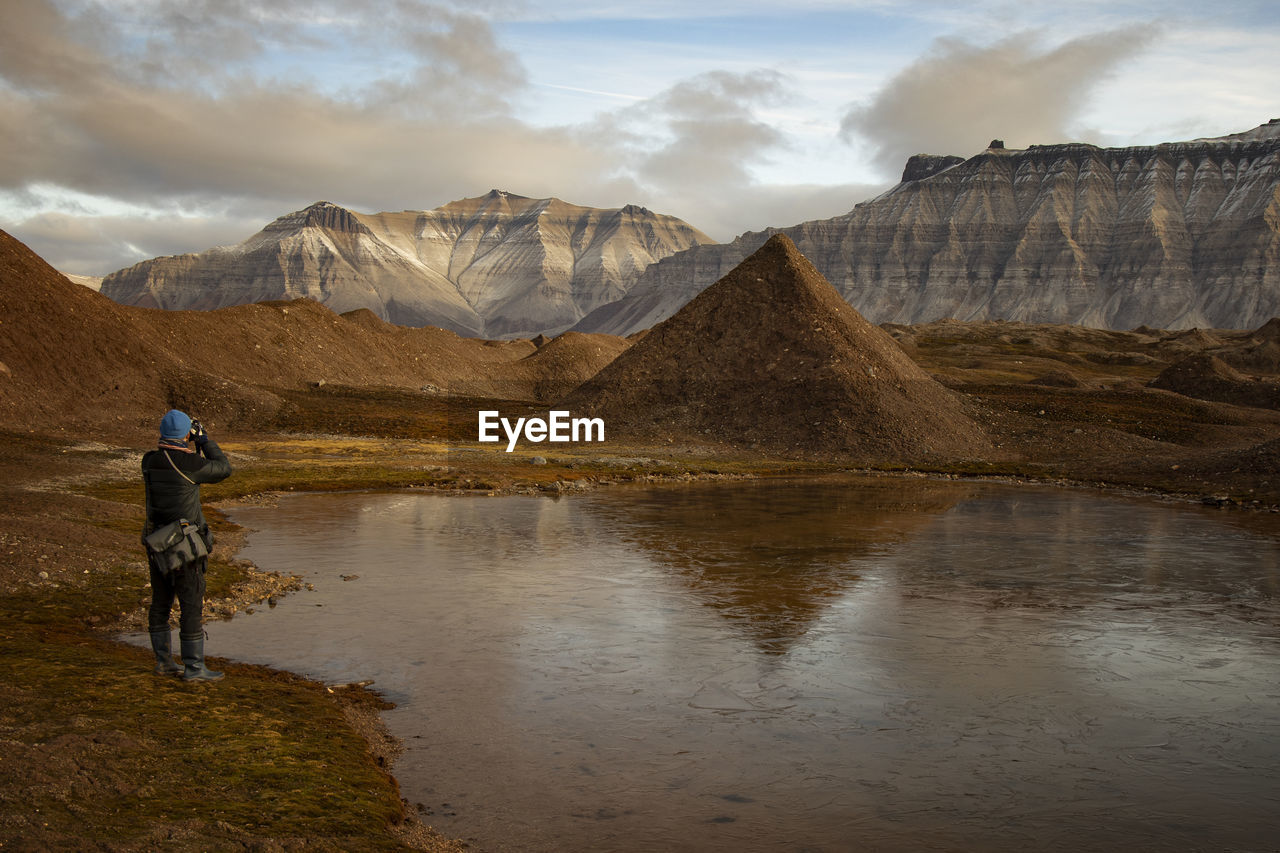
[212,478,1280,852]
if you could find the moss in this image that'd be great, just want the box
[0,626,409,849]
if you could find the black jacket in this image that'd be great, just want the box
[142,441,233,534]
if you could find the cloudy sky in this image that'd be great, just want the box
[3,0,1279,276]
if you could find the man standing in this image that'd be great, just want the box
[143,409,233,681]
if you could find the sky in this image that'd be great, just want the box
[2,0,1279,276]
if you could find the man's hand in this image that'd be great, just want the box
[189,419,209,448]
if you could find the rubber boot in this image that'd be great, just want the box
[179,632,224,682]
[149,628,183,676]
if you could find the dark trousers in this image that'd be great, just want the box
[148,555,207,637]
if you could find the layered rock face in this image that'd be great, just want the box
[100,191,712,338]
[576,120,1280,336]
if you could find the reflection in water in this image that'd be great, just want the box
[202,479,1280,853]
[586,478,970,653]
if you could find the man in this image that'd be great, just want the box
[143,409,233,681]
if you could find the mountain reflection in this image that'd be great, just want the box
[586,477,970,653]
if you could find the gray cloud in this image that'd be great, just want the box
[635,70,793,190]
[577,69,805,238]
[840,27,1158,176]
[0,0,552,208]
[10,209,265,276]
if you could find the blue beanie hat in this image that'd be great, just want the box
[160,409,192,440]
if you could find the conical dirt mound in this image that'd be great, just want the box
[1150,353,1280,408]
[1151,353,1245,394]
[563,234,989,460]
[1253,318,1280,341]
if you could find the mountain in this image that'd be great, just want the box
[562,234,990,461]
[575,120,1280,336]
[99,191,712,338]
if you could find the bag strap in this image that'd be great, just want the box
[142,468,153,535]
[164,449,197,485]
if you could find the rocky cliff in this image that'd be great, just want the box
[575,120,1280,336]
[100,191,712,338]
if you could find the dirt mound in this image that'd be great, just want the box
[339,308,386,331]
[514,332,630,401]
[1208,319,1280,375]
[0,229,181,434]
[1154,328,1225,361]
[1214,338,1280,375]
[1252,318,1280,341]
[1163,328,1221,347]
[1028,370,1084,388]
[1150,353,1280,409]
[1151,353,1244,390]
[563,234,990,461]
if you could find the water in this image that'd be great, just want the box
[207,478,1280,851]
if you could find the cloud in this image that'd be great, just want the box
[7,208,266,275]
[839,27,1159,176]
[607,70,792,191]
[3,1,1180,276]
[0,0,566,210]
[674,181,889,243]
[571,69,814,238]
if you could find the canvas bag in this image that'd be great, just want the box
[143,518,209,574]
